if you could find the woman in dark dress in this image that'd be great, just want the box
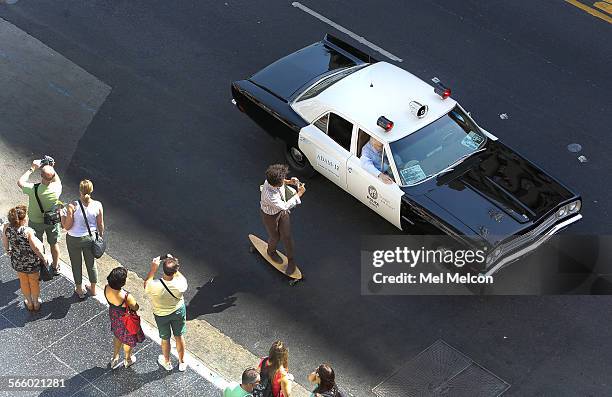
[2,206,47,311]
[104,267,145,368]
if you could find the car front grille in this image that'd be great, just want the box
[497,213,558,256]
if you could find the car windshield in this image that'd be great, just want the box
[389,106,487,186]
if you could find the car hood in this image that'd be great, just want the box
[418,141,577,245]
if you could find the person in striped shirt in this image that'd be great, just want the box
[260,164,306,275]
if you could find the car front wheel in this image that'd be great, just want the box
[285,145,316,178]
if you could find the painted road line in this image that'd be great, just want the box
[291,2,403,62]
[565,0,612,23]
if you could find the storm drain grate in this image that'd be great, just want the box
[373,340,510,397]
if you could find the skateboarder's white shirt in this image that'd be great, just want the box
[144,273,188,317]
[260,180,301,216]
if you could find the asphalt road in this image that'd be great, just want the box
[1,1,611,395]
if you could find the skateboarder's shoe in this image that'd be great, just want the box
[267,250,283,264]
[286,260,297,275]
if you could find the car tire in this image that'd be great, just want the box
[285,145,316,178]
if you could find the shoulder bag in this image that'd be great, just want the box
[34,184,61,225]
[159,278,180,300]
[77,200,106,259]
[121,292,141,335]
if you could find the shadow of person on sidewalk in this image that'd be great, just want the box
[1,293,83,329]
[185,273,237,320]
[42,363,176,396]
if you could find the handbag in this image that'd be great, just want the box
[38,255,54,282]
[121,292,141,335]
[77,200,106,259]
[34,184,61,225]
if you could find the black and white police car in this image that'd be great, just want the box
[232,34,582,276]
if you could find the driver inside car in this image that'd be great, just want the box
[360,136,402,185]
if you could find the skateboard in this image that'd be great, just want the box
[248,234,303,286]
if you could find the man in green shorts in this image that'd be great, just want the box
[144,254,188,371]
[224,368,260,397]
[17,159,62,275]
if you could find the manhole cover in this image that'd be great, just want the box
[373,340,510,397]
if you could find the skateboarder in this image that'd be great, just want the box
[260,164,306,275]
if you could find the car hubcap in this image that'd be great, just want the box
[290,147,305,166]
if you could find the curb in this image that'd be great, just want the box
[54,238,312,397]
[55,256,229,391]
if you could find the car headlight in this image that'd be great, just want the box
[568,200,581,213]
[557,206,568,218]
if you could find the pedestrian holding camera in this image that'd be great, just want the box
[17,156,62,276]
[61,179,105,298]
[144,254,188,371]
[260,164,306,275]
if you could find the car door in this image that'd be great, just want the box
[346,129,404,229]
[298,112,353,190]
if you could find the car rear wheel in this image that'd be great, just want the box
[285,145,316,178]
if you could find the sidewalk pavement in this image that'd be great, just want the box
[0,251,220,397]
[52,237,313,397]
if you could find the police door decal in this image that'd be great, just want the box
[346,156,403,229]
[316,149,341,179]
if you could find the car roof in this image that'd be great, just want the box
[292,61,457,142]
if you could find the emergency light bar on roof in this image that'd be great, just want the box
[434,81,451,99]
[377,116,393,131]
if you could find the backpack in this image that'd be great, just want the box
[314,386,345,397]
[252,357,273,397]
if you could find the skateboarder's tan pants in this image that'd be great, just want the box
[261,210,295,260]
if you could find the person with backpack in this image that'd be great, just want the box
[144,254,188,371]
[255,340,293,397]
[308,364,343,397]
